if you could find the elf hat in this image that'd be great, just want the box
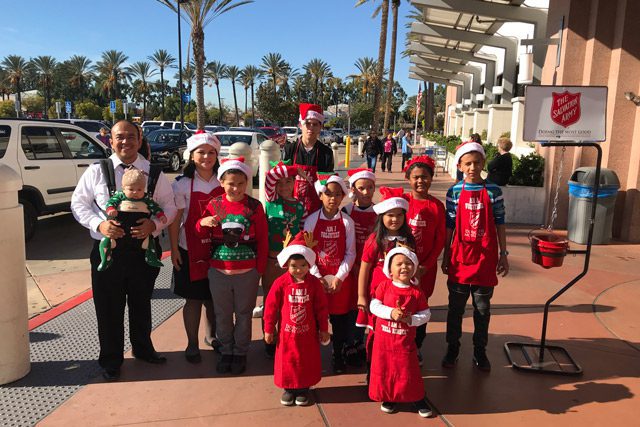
[277,231,317,268]
[221,214,250,231]
[217,156,253,180]
[299,103,325,124]
[373,187,409,214]
[382,246,419,279]
[403,155,436,174]
[184,130,221,160]
[315,173,349,196]
[265,160,298,202]
[347,167,376,187]
[454,141,485,165]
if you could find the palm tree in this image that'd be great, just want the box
[30,56,57,115]
[278,65,298,100]
[127,61,157,120]
[356,0,389,133]
[66,55,95,101]
[1,55,30,109]
[240,65,262,124]
[205,60,226,124]
[292,75,307,102]
[96,50,129,99]
[383,0,401,132]
[148,49,176,120]
[304,58,331,105]
[261,52,286,96]
[224,65,241,125]
[157,0,253,129]
[0,69,10,101]
[349,57,377,102]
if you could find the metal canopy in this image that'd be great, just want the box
[410,55,482,107]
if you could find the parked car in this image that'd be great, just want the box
[319,130,336,145]
[142,125,163,137]
[228,127,267,136]
[0,118,110,240]
[330,128,345,140]
[259,126,287,146]
[50,119,111,141]
[213,131,267,178]
[146,129,189,172]
[204,125,227,133]
[281,126,301,143]
[141,120,196,131]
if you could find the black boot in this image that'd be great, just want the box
[442,344,459,368]
[473,347,491,372]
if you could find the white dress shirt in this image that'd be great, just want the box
[172,171,221,250]
[71,153,177,241]
[303,209,356,282]
[370,281,431,326]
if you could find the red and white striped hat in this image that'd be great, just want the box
[265,160,298,202]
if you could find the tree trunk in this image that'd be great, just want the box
[383,1,398,133]
[232,82,239,126]
[215,82,223,124]
[251,82,255,125]
[193,27,206,129]
[160,69,165,120]
[244,87,248,120]
[372,0,389,134]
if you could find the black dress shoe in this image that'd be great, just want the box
[102,368,120,381]
[134,352,167,364]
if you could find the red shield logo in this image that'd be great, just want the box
[551,91,581,128]
[290,305,307,324]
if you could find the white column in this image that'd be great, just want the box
[473,108,490,141]
[510,97,533,156]
[462,111,475,139]
[487,103,514,144]
[0,165,30,384]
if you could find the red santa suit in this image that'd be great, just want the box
[404,192,446,298]
[264,272,329,389]
[368,279,430,402]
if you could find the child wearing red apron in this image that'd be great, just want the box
[303,174,356,374]
[197,157,269,375]
[341,167,377,365]
[441,142,509,372]
[264,231,330,407]
[369,247,432,418]
[402,155,446,363]
[357,188,415,378]
[257,160,305,358]
[169,131,224,363]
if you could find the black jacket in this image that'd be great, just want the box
[363,136,383,157]
[487,153,513,186]
[283,139,334,172]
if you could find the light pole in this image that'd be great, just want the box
[177,0,189,130]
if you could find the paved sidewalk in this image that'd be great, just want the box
[17,153,640,426]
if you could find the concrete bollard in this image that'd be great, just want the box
[331,142,339,170]
[358,136,364,157]
[258,139,282,206]
[0,165,30,385]
[227,142,254,183]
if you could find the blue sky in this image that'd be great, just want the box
[1,0,421,106]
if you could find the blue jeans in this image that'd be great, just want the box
[366,154,377,172]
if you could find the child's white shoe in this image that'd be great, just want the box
[252,305,264,318]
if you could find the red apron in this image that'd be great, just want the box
[185,178,224,281]
[448,183,499,286]
[272,275,325,389]
[293,142,320,220]
[313,212,353,315]
[346,204,377,308]
[405,194,439,298]
[369,280,426,403]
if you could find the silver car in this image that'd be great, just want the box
[213,131,268,177]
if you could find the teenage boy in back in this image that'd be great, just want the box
[441,142,509,372]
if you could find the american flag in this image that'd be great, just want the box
[416,83,423,115]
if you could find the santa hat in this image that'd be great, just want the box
[403,155,436,173]
[277,231,317,268]
[315,173,349,196]
[347,168,376,187]
[184,130,221,160]
[454,141,485,165]
[382,246,419,279]
[265,160,298,202]
[373,187,409,214]
[217,156,253,180]
[299,103,325,124]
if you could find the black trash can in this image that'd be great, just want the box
[567,167,620,244]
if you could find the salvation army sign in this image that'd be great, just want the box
[523,86,607,142]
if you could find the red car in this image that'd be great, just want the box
[259,126,287,147]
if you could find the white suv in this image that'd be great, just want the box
[0,119,111,240]
[141,120,196,131]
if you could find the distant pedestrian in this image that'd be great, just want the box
[381,132,395,172]
[401,131,414,171]
[487,137,513,186]
[98,127,111,146]
[362,131,383,172]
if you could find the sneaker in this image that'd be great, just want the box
[356,344,367,365]
[264,342,276,359]
[380,402,396,414]
[417,350,424,367]
[204,337,222,354]
[473,349,491,372]
[280,390,295,406]
[252,305,264,318]
[344,346,363,367]
[441,345,459,369]
[295,391,310,406]
[414,399,433,418]
[231,355,247,375]
[216,354,233,374]
[332,353,346,374]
